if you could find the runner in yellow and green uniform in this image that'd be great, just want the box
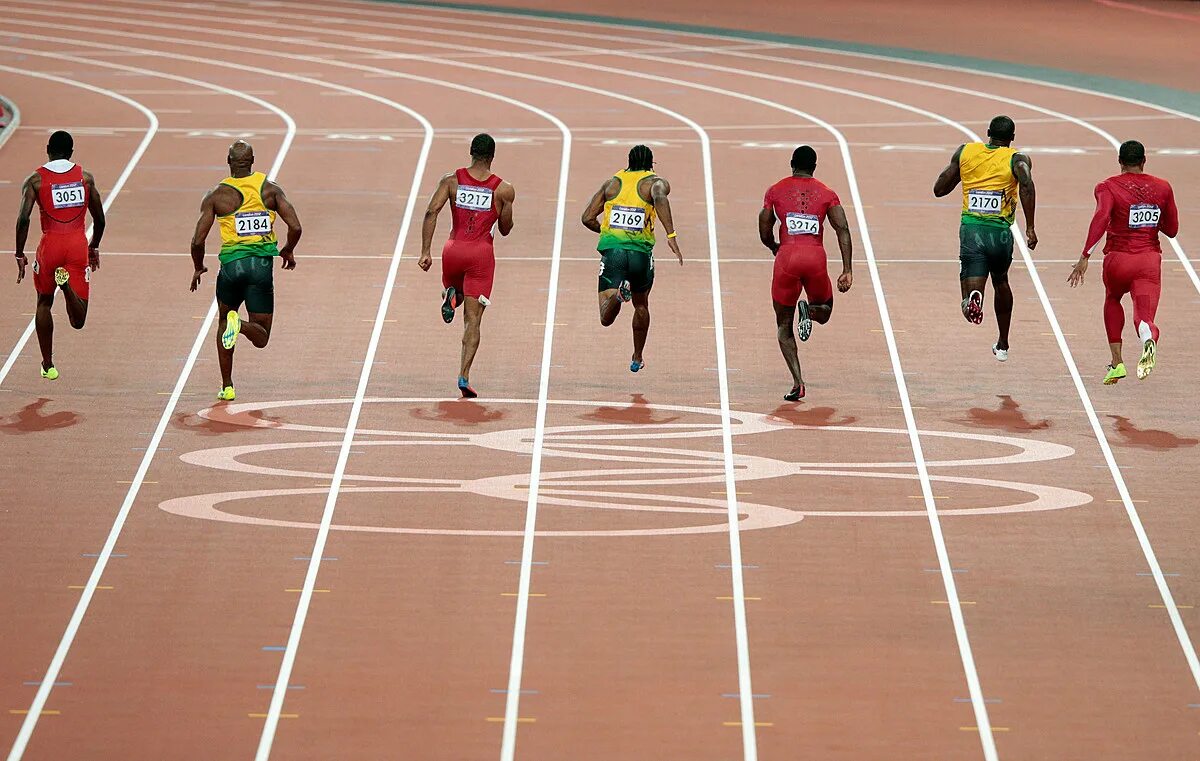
[189,141,303,400]
[581,145,683,373]
[934,116,1037,362]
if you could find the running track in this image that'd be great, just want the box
[0,1,1198,759]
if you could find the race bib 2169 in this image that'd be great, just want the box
[234,210,272,237]
[51,182,86,210]
[967,189,1004,215]
[608,205,647,232]
[1128,204,1161,229]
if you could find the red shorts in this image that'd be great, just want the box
[771,244,831,306]
[441,239,495,302]
[33,233,90,300]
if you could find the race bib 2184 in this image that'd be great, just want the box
[234,210,272,237]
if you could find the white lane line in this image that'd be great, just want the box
[2,13,762,757]
[0,91,20,151]
[2,54,295,761]
[0,62,157,387]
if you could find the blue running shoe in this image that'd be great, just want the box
[458,376,477,398]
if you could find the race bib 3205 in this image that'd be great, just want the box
[455,185,494,212]
[608,205,647,232]
[967,189,1004,215]
[1128,203,1161,229]
[784,212,820,236]
[234,210,272,237]
[51,182,86,210]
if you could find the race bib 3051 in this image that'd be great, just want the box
[967,189,1004,215]
[608,205,647,232]
[455,185,494,212]
[51,182,86,210]
[1128,203,1161,229]
[234,210,272,237]
[784,212,820,236]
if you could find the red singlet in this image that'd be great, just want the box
[763,176,841,306]
[1082,173,1178,257]
[33,160,91,299]
[442,167,503,302]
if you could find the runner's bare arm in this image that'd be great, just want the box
[828,204,854,292]
[1161,184,1179,238]
[265,181,301,269]
[758,207,779,255]
[1014,153,1037,249]
[933,145,964,197]
[14,172,37,284]
[190,189,217,292]
[1069,185,1112,287]
[580,178,617,234]
[419,172,453,272]
[651,177,682,265]
[496,181,515,237]
[83,170,104,271]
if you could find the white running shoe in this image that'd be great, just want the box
[992,343,1008,362]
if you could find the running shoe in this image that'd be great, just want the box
[53,267,70,287]
[217,385,236,401]
[783,383,805,402]
[962,290,984,324]
[992,343,1008,362]
[221,310,240,350]
[40,365,59,381]
[618,280,632,303]
[458,376,477,399]
[630,359,644,373]
[441,287,458,324]
[1136,339,1157,380]
[796,299,812,342]
[1103,363,1127,385]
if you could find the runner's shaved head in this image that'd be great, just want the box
[987,115,1016,142]
[228,140,254,167]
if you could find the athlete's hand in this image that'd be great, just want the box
[1067,257,1088,288]
[417,251,433,272]
[280,249,297,270]
[15,254,27,284]
[667,236,683,265]
[837,269,853,293]
[88,247,100,272]
[1025,227,1038,250]
[190,266,208,292]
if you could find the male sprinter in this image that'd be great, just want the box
[189,140,301,401]
[759,145,853,401]
[1068,140,1179,384]
[933,115,1037,362]
[14,130,105,380]
[581,144,683,373]
[418,133,515,399]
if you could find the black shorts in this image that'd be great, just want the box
[216,255,275,313]
[598,246,654,294]
[959,223,1013,282]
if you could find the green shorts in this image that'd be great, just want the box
[959,224,1013,282]
[598,247,654,294]
[216,255,275,314]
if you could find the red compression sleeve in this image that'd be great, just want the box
[1082,184,1113,257]
[1160,185,1180,238]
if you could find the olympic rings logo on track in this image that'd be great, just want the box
[159,398,1092,538]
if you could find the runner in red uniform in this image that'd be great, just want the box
[1068,140,1179,384]
[758,146,853,401]
[419,134,515,398]
[14,131,106,380]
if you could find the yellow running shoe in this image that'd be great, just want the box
[1136,339,1156,380]
[40,365,59,381]
[1103,363,1126,385]
[221,310,240,350]
[53,267,70,287]
[217,385,236,401]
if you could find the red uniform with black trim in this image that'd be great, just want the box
[34,162,91,299]
[442,167,501,302]
[1081,173,1178,343]
[764,176,840,307]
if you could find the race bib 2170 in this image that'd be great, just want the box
[967,189,1004,215]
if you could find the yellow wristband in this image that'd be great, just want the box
[666,232,677,239]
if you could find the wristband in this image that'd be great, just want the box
[666,232,677,239]
[1081,250,1091,259]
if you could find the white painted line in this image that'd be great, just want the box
[0,91,21,151]
[2,51,295,761]
[0,59,158,388]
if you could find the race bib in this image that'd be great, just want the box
[608,205,647,232]
[50,182,85,210]
[784,212,820,236]
[234,210,272,237]
[455,185,493,212]
[967,189,1004,215]
[1128,203,1160,229]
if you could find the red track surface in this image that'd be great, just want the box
[1,2,1198,760]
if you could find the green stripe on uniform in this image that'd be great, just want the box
[219,240,278,265]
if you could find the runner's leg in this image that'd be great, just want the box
[1102,256,1130,367]
[631,290,650,365]
[241,313,272,348]
[216,301,238,388]
[774,300,802,387]
[460,297,485,380]
[35,292,55,371]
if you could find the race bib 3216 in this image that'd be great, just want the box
[785,212,820,236]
